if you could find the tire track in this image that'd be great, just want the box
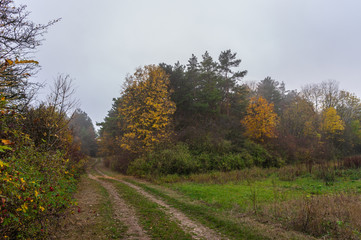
[89,173,150,240]
[95,168,227,240]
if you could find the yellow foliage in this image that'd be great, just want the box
[119,65,176,153]
[321,107,345,135]
[241,96,278,142]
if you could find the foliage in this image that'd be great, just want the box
[0,3,86,237]
[321,107,345,137]
[242,96,279,142]
[127,143,195,176]
[119,65,176,154]
[0,147,82,239]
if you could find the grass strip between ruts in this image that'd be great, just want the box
[103,178,193,240]
[89,177,128,239]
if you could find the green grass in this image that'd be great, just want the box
[163,171,361,212]
[126,179,270,240]
[104,178,193,240]
[124,168,361,239]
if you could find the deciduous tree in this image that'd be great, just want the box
[119,65,176,154]
[242,96,278,142]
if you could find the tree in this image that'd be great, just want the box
[21,74,78,152]
[0,0,58,108]
[195,51,222,115]
[218,49,247,116]
[281,95,317,138]
[336,90,361,124]
[242,96,278,142]
[301,83,323,112]
[256,77,284,114]
[119,65,176,154]
[69,109,97,157]
[321,107,345,137]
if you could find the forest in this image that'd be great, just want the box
[2,0,361,239]
[98,50,361,176]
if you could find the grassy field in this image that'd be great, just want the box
[133,165,361,239]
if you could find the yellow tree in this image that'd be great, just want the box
[321,107,344,137]
[119,65,176,154]
[242,96,278,142]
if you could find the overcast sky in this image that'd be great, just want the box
[16,0,361,128]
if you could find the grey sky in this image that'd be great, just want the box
[17,0,361,127]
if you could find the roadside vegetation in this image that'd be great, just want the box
[0,1,97,238]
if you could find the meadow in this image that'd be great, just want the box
[136,163,361,239]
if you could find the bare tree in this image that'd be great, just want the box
[301,83,323,112]
[47,74,79,118]
[0,0,59,108]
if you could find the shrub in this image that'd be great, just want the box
[127,143,197,176]
[0,146,82,239]
[243,140,282,167]
[211,151,254,171]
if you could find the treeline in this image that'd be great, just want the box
[99,50,361,176]
[0,1,96,239]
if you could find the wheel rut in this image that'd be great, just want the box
[94,168,227,240]
[89,173,150,240]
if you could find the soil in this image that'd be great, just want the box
[88,173,150,240]
[51,161,313,240]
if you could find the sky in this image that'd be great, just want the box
[16,0,361,128]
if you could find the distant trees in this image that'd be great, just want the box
[70,109,98,157]
[98,50,361,173]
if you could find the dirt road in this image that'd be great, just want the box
[51,160,226,240]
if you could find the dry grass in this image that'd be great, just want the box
[262,193,361,239]
[156,167,277,184]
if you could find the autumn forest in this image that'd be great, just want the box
[98,51,361,175]
[2,0,361,239]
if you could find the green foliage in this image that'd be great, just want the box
[128,143,196,176]
[243,140,283,167]
[128,141,280,176]
[0,146,83,239]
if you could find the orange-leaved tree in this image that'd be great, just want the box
[119,65,176,154]
[242,96,278,142]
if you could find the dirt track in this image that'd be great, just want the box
[94,167,226,240]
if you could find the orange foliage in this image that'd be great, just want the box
[242,96,279,142]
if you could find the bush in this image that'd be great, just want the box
[210,151,254,171]
[128,143,197,176]
[0,146,83,239]
[243,140,283,167]
[128,141,282,176]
